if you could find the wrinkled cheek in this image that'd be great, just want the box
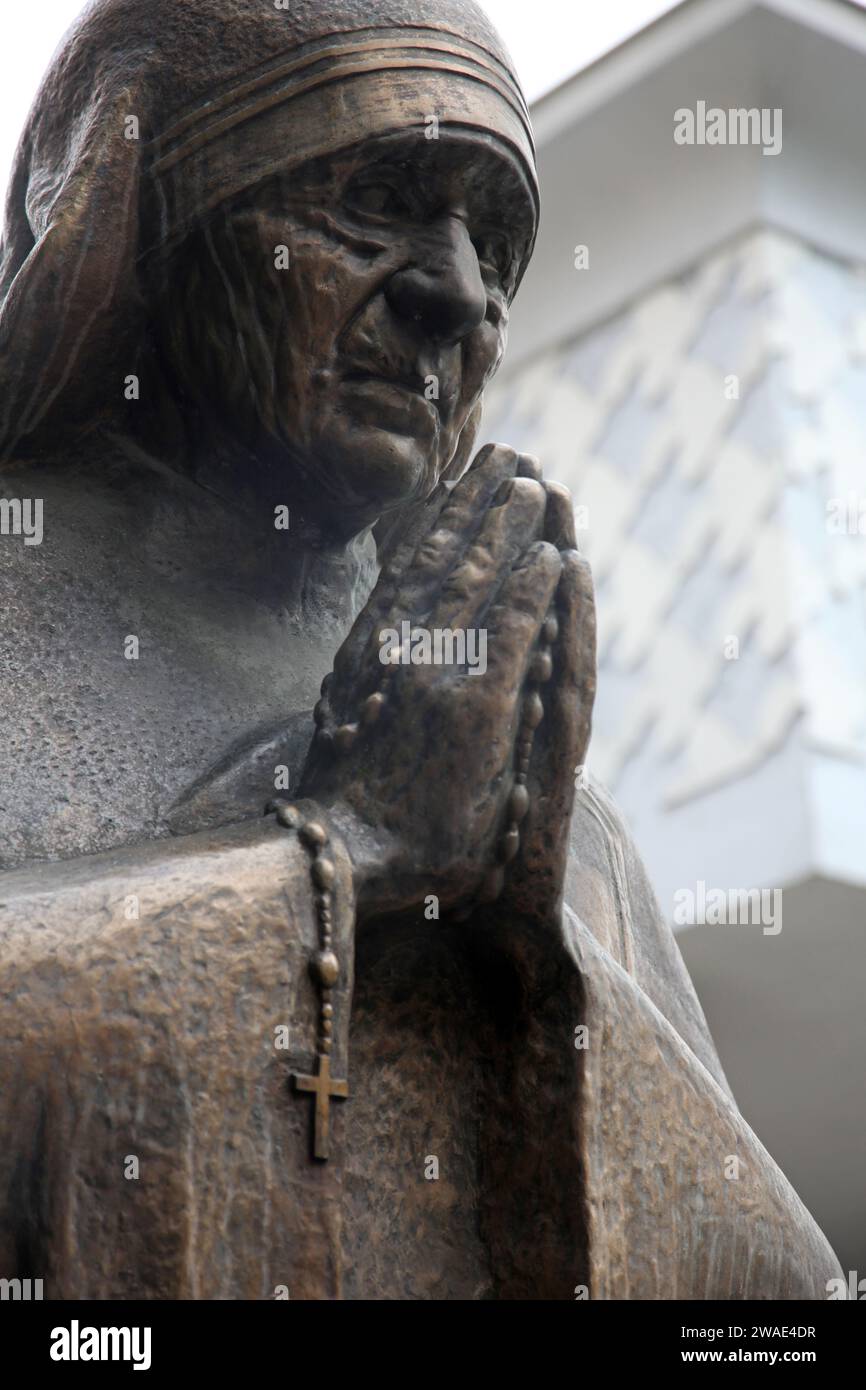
[267,262,356,445]
[285,248,388,372]
[459,322,506,416]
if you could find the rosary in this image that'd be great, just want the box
[268,799,348,1161]
[272,610,556,1160]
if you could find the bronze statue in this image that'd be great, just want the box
[0,0,842,1299]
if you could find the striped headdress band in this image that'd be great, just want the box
[145,25,538,245]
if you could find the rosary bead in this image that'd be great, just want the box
[530,650,553,684]
[312,949,340,987]
[542,615,559,645]
[300,821,327,851]
[312,857,336,891]
[274,802,300,829]
[523,691,544,729]
[334,722,359,752]
[499,826,521,862]
[361,691,386,726]
[508,784,530,823]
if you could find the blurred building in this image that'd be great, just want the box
[483,0,866,1277]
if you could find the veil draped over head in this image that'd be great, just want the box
[0,0,538,469]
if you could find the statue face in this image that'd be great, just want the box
[173,131,536,531]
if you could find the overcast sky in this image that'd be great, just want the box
[0,0,682,216]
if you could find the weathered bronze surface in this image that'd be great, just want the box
[0,0,843,1298]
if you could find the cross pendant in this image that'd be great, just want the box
[292,1052,349,1161]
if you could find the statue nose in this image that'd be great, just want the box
[384,217,487,344]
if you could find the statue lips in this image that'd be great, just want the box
[340,368,440,440]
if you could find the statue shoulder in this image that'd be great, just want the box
[0,817,330,1017]
[0,815,280,932]
[565,775,663,967]
[565,777,733,1098]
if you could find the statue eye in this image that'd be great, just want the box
[345,181,412,219]
[472,230,513,282]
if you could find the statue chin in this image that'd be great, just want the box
[309,416,441,521]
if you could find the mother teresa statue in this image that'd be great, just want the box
[0,0,842,1299]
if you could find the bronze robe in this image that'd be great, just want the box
[0,778,841,1299]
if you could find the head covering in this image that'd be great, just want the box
[0,0,538,462]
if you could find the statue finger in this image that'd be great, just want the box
[387,441,517,597]
[549,549,597,766]
[523,550,597,848]
[396,443,520,616]
[516,452,543,482]
[543,480,578,551]
[334,444,521,690]
[480,539,563,697]
[430,476,547,632]
[492,550,596,917]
